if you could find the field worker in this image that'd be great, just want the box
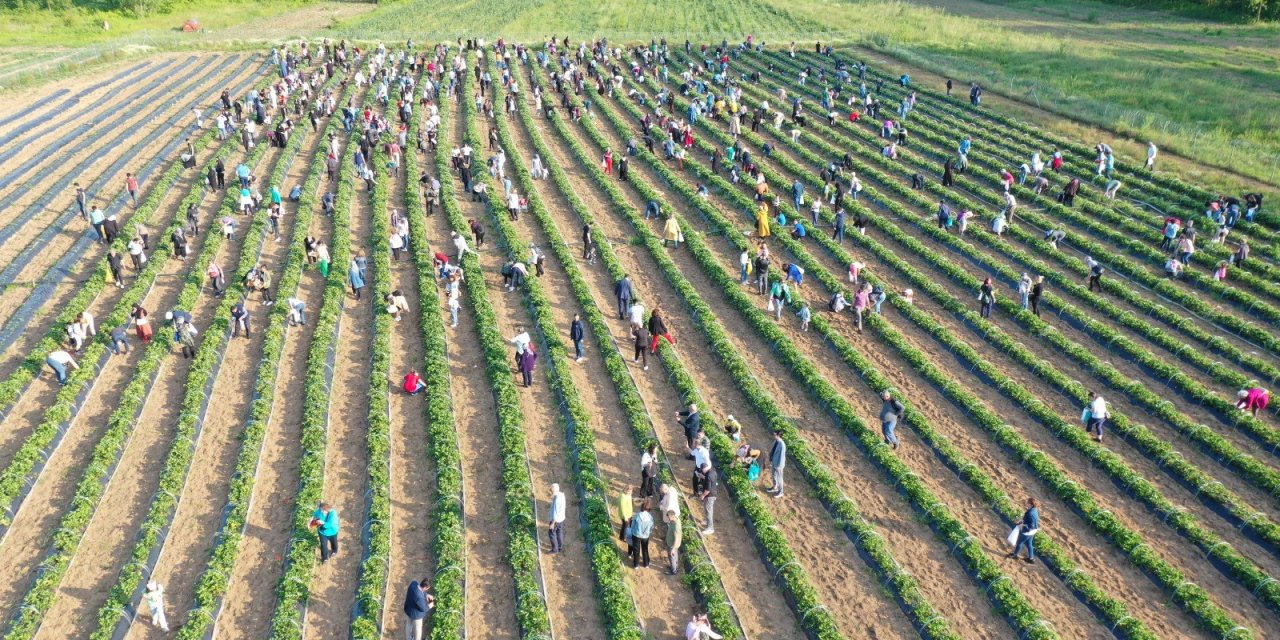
[311,501,340,562]
[287,297,306,326]
[630,499,654,567]
[402,579,435,640]
[548,483,566,553]
[614,274,633,319]
[569,314,585,362]
[767,429,786,497]
[177,320,198,359]
[1237,388,1270,417]
[686,611,722,640]
[403,370,426,395]
[1086,392,1109,442]
[1009,498,1040,563]
[73,183,88,219]
[230,302,250,338]
[1086,256,1104,292]
[109,325,129,356]
[1103,179,1122,199]
[697,462,718,534]
[142,581,169,632]
[665,507,682,575]
[517,343,537,388]
[348,258,366,299]
[978,277,996,318]
[880,390,905,449]
[46,349,78,385]
[1146,142,1158,169]
[125,172,139,207]
[648,306,675,353]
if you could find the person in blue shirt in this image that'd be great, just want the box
[235,163,251,189]
[312,502,340,562]
[1010,498,1040,563]
[791,180,804,213]
[791,220,806,239]
[402,579,434,640]
[569,314,585,362]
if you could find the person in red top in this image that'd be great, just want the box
[602,148,614,175]
[848,111,860,123]
[404,370,426,395]
[126,172,140,207]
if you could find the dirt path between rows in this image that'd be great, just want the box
[504,91,700,637]
[455,84,605,640]
[299,134,376,640]
[422,97,518,640]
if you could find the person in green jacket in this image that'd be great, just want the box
[311,502,340,562]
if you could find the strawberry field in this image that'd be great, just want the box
[0,37,1274,640]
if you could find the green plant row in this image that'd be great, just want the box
[484,76,649,640]
[0,61,271,508]
[545,58,1003,634]
[789,49,1280,252]
[598,71,1121,637]
[351,69,419,638]
[807,52,1280,268]
[170,67,356,640]
[706,69,1280,513]
[755,53,1280,335]
[405,74,467,640]
[720,63,1280,467]
[778,51,1280,309]
[607,74,1272,634]
[512,74,749,639]
[794,51,1252,228]
[267,61,365,640]
[445,65,553,638]
[738,52,1280,392]
[6,65,296,640]
[603,85,1162,638]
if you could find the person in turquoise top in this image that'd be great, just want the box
[269,184,282,205]
[312,502,339,562]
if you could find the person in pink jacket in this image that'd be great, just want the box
[1237,388,1270,417]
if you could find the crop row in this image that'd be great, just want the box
[351,68,420,637]
[544,59,1013,639]
[485,75,649,640]
[444,66,553,638]
[728,58,1280,476]
[267,59,364,639]
[772,52,1280,316]
[173,66,357,640]
[753,52,1280,352]
[610,65,1269,635]
[512,70,749,638]
[405,72,468,640]
[7,62,297,640]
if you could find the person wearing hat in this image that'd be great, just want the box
[143,581,169,631]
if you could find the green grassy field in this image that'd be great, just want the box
[0,0,1276,192]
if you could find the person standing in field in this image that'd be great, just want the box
[615,274,633,319]
[74,183,89,220]
[348,259,366,299]
[978,277,996,319]
[402,579,435,640]
[630,499,654,568]
[1086,392,1108,442]
[312,502,340,563]
[767,429,786,498]
[1009,498,1040,564]
[548,483,566,554]
[696,462,718,535]
[1030,276,1045,317]
[1146,142,1158,170]
[569,314,585,362]
[142,581,169,632]
[125,172,139,208]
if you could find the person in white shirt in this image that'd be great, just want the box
[1087,393,1109,442]
[548,484,566,554]
[1146,142,1158,170]
[46,350,78,385]
[691,439,711,469]
[143,581,169,632]
[685,611,722,640]
[628,301,645,327]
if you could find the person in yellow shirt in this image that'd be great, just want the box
[756,202,771,238]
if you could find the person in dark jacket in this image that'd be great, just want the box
[647,306,675,353]
[767,429,787,497]
[631,322,649,370]
[880,390,905,449]
[615,275,633,319]
[230,303,250,338]
[402,579,435,640]
[676,403,702,455]
[569,314,585,362]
